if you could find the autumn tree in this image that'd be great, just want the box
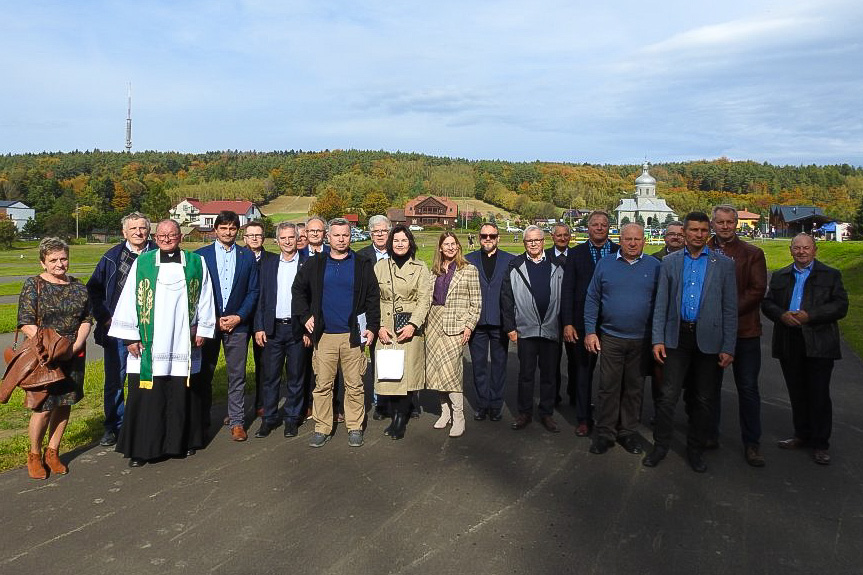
[309,186,347,221]
[362,191,391,221]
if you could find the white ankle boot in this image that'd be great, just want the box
[449,392,465,437]
[434,394,452,429]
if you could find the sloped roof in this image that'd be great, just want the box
[404,196,457,216]
[770,205,827,223]
[197,200,256,215]
[0,200,29,208]
[737,210,761,220]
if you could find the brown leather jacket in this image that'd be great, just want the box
[707,235,767,338]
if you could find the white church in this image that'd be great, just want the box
[615,162,676,226]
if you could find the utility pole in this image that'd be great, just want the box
[125,83,132,152]
[75,203,79,239]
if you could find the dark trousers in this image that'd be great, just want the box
[516,337,558,417]
[712,336,762,445]
[252,339,264,410]
[199,329,251,428]
[779,331,834,450]
[595,335,648,441]
[102,336,128,433]
[565,330,598,423]
[261,322,307,425]
[653,329,723,450]
[468,325,510,410]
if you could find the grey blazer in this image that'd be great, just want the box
[651,248,738,355]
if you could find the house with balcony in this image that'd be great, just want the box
[404,196,458,229]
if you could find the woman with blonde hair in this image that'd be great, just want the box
[425,232,481,437]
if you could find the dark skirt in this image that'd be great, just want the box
[116,374,190,460]
[36,353,86,412]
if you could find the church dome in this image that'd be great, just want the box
[635,162,656,185]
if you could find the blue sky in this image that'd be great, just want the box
[2,0,861,165]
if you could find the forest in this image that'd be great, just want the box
[1,149,861,238]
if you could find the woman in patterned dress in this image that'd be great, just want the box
[17,238,93,479]
[425,232,481,437]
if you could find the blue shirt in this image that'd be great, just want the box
[214,242,236,313]
[680,247,709,322]
[322,252,355,334]
[589,241,612,265]
[789,262,813,311]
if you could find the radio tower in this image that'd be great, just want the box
[125,83,132,152]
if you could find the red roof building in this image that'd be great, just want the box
[404,196,458,229]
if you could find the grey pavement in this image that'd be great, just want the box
[1,319,863,574]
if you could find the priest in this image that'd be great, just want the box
[109,219,216,467]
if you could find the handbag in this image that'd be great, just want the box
[375,346,405,380]
[387,261,414,334]
[1,278,71,405]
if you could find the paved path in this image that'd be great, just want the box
[2,320,862,574]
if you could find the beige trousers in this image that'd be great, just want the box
[312,333,367,434]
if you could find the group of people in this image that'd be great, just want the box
[16,204,848,478]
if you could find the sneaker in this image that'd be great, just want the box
[309,432,331,448]
[348,430,364,447]
[99,429,118,447]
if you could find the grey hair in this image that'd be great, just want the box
[306,215,327,229]
[367,214,391,229]
[38,237,69,262]
[711,204,738,221]
[620,222,644,236]
[523,225,544,238]
[156,218,181,234]
[552,222,571,233]
[276,221,297,235]
[122,211,151,230]
[328,217,351,229]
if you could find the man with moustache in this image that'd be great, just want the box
[466,222,515,421]
[584,224,659,455]
[645,211,737,473]
[253,222,309,439]
[561,211,620,436]
[707,205,768,467]
[109,219,216,466]
[653,221,684,260]
[88,212,157,447]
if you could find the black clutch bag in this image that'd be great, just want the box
[394,312,412,332]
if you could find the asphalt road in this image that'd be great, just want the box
[1,320,862,575]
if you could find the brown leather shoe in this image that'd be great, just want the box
[540,416,561,433]
[510,414,532,430]
[44,447,68,475]
[814,449,831,465]
[27,451,47,480]
[745,444,765,467]
[777,437,805,450]
[231,425,248,442]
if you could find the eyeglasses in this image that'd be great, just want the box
[480,233,498,240]
[371,230,389,235]
[244,234,263,239]
[155,233,181,241]
[524,238,543,244]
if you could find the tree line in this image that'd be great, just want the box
[1,150,861,239]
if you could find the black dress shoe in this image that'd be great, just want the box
[129,458,145,468]
[255,421,280,438]
[618,435,643,454]
[473,408,488,421]
[284,421,299,437]
[488,408,503,422]
[589,437,613,454]
[99,429,118,447]
[642,446,668,467]
[687,449,707,473]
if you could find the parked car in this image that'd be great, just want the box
[409,224,424,231]
[506,225,523,233]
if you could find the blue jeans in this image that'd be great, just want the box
[102,336,128,432]
[712,337,762,445]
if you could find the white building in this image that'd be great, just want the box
[0,200,35,231]
[615,162,677,227]
[169,198,262,228]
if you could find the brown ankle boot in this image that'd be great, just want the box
[27,451,47,480]
[44,447,68,475]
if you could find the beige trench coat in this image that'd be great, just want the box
[373,257,432,395]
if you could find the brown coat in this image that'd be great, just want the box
[373,258,432,394]
[707,235,767,338]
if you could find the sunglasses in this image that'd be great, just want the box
[480,233,498,240]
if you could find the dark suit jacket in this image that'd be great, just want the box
[196,242,260,331]
[652,248,738,355]
[356,244,388,264]
[560,240,619,333]
[761,260,848,359]
[291,250,380,348]
[300,244,330,258]
[465,249,515,327]
[253,251,308,339]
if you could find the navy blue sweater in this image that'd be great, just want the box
[584,253,660,339]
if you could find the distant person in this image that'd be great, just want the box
[292,218,380,448]
[296,223,309,251]
[426,232,481,438]
[302,216,330,258]
[584,224,659,455]
[373,225,431,440]
[707,205,768,467]
[17,238,93,479]
[110,220,216,467]
[196,210,260,442]
[465,222,515,422]
[762,234,848,465]
[645,212,737,473]
[652,222,684,260]
[243,221,277,418]
[501,226,564,433]
[561,210,620,436]
[253,222,308,439]
[86,212,156,448]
